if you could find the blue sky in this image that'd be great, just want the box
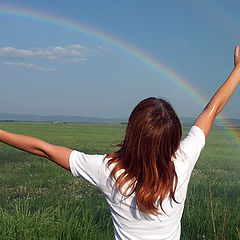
[0,0,240,119]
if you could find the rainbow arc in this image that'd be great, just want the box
[0,3,239,147]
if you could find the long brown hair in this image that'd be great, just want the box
[106,97,182,215]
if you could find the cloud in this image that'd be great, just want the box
[4,62,58,72]
[0,47,33,57]
[0,44,105,63]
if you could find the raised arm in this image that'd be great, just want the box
[194,46,240,138]
[0,129,73,170]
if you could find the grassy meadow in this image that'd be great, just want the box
[0,122,239,240]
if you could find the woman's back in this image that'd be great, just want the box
[69,126,205,240]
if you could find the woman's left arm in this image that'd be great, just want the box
[0,129,73,170]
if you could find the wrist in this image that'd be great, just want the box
[234,63,240,71]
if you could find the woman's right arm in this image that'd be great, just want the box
[0,129,72,170]
[194,46,240,138]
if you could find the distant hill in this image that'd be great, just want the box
[0,113,127,123]
[0,113,239,126]
[179,117,240,127]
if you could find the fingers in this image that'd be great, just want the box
[234,45,240,67]
[235,45,239,57]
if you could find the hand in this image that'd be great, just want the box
[234,45,240,67]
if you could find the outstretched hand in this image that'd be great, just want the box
[234,45,240,67]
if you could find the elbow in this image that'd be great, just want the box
[204,101,221,119]
[201,105,217,125]
[35,142,54,159]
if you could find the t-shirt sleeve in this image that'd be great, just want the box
[180,125,206,168]
[69,150,105,187]
[173,126,205,200]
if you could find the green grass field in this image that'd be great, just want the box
[0,122,239,240]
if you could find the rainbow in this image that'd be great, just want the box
[0,3,239,148]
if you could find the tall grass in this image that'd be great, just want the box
[0,198,113,239]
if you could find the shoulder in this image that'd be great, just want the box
[181,125,205,153]
[69,150,106,186]
[174,126,205,170]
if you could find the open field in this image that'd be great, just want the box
[0,122,239,240]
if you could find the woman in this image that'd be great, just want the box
[1,46,240,240]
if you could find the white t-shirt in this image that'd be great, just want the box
[69,126,205,240]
